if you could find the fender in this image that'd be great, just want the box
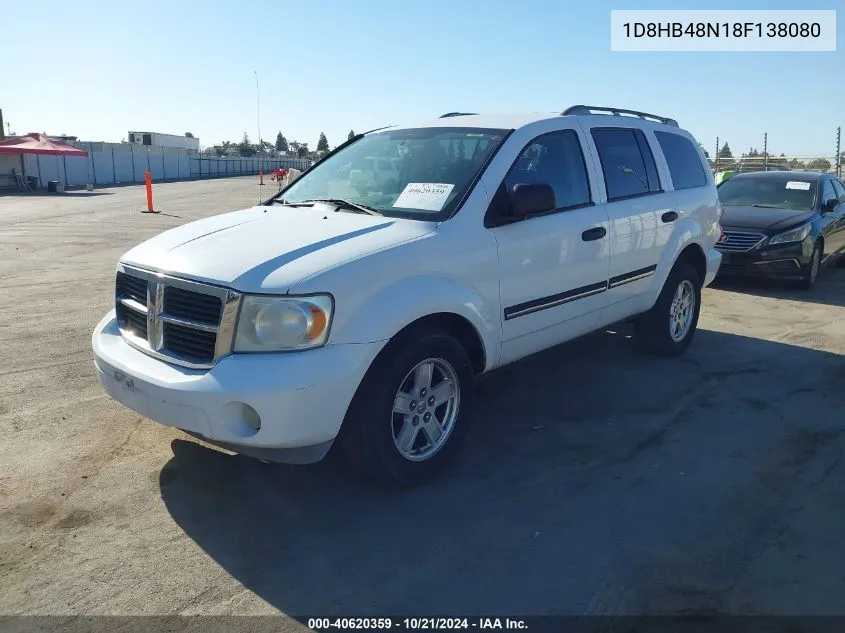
[644,217,707,310]
[327,274,501,371]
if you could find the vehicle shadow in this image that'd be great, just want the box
[159,327,845,617]
[712,266,845,308]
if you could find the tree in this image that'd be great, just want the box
[806,158,832,171]
[317,133,329,152]
[297,142,310,159]
[185,132,194,138]
[718,143,733,159]
[289,140,301,156]
[213,140,232,157]
[238,133,257,157]
[348,129,356,140]
[275,132,288,153]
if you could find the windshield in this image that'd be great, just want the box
[717,175,818,211]
[278,127,508,220]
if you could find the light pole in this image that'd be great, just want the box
[254,70,262,153]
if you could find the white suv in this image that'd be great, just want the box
[92,106,722,486]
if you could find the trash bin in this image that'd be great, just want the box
[47,180,63,193]
[27,177,38,190]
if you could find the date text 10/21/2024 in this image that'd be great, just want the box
[307,618,528,630]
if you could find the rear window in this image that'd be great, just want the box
[592,128,661,201]
[655,131,707,190]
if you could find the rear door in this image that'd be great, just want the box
[587,127,672,305]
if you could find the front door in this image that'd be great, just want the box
[822,178,845,258]
[491,128,611,356]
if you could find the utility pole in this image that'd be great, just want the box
[254,71,261,153]
[714,136,719,174]
[763,132,768,171]
[836,126,841,178]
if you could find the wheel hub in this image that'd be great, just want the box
[391,358,460,461]
[669,280,695,343]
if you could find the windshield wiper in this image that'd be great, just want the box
[301,198,383,216]
[751,204,782,209]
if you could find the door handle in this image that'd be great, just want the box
[581,227,607,242]
[661,211,679,223]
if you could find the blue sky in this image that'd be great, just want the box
[4,0,842,156]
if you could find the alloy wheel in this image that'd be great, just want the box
[391,358,460,461]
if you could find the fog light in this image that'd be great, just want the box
[220,402,261,437]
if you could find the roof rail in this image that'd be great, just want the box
[562,105,678,127]
[439,112,478,118]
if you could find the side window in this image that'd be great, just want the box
[832,179,845,202]
[591,128,661,201]
[654,131,707,190]
[501,130,592,212]
[821,179,836,204]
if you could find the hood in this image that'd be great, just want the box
[120,205,436,292]
[721,206,817,233]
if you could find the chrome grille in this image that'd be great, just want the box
[114,264,241,369]
[163,286,222,325]
[716,230,766,253]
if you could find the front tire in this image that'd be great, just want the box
[634,261,702,357]
[798,242,822,289]
[339,327,474,487]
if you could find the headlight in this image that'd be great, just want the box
[768,223,811,246]
[234,294,333,352]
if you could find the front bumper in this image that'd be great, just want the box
[716,238,814,280]
[92,310,384,463]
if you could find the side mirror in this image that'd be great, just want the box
[823,198,839,213]
[511,183,556,218]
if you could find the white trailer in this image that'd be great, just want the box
[128,131,200,152]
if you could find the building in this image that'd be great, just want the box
[127,131,200,152]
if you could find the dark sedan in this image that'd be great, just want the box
[715,171,845,289]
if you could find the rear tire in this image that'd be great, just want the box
[798,242,822,290]
[634,261,702,357]
[339,327,474,487]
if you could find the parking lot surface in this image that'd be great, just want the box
[2,178,845,623]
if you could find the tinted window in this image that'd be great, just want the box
[833,179,845,202]
[502,130,591,211]
[717,175,818,211]
[822,179,836,204]
[655,131,707,190]
[592,128,660,201]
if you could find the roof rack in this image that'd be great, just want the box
[562,105,678,127]
[439,112,478,118]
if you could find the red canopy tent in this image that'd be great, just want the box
[0,133,88,191]
[0,133,88,156]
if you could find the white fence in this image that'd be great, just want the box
[20,142,311,189]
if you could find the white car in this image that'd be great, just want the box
[92,106,722,486]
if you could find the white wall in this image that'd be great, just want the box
[21,143,309,188]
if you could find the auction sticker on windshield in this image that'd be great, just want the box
[785,181,812,190]
[393,183,455,211]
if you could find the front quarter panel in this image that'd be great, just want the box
[290,223,502,372]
